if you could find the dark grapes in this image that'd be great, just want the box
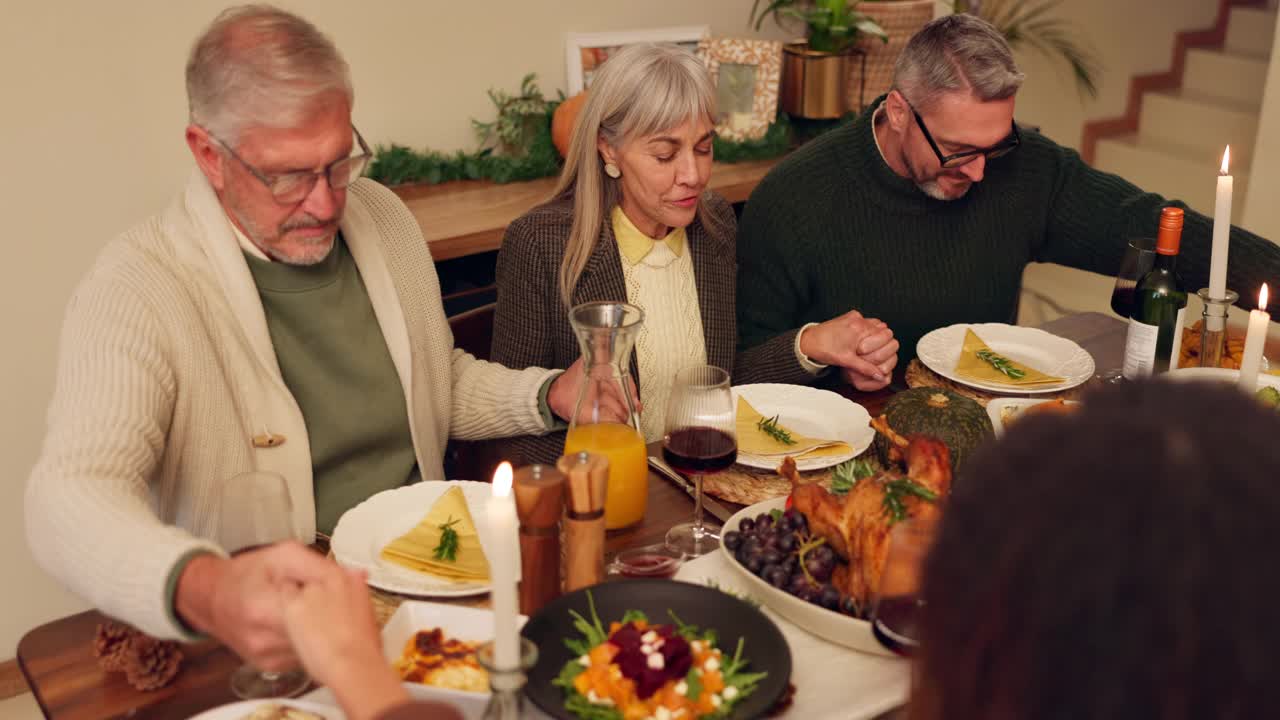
[791,512,808,534]
[739,517,756,534]
[777,533,797,554]
[764,566,789,588]
[742,538,763,558]
[804,552,834,583]
[744,554,765,574]
[780,556,798,576]
[723,531,743,552]
[755,514,775,533]
[818,585,842,611]
[760,549,782,567]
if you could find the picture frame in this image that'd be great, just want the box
[564,26,710,95]
[696,37,783,142]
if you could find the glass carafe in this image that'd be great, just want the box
[563,301,647,530]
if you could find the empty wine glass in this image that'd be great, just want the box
[663,365,737,557]
[220,471,310,699]
[1099,237,1158,383]
[870,518,937,657]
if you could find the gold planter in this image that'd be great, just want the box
[780,43,863,120]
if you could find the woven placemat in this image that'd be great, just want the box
[904,359,1089,406]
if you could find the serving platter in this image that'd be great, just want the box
[718,499,893,657]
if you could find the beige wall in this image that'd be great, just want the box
[1245,15,1280,238]
[0,0,1262,658]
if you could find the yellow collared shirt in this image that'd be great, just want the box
[612,206,686,265]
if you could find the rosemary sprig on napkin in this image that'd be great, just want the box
[432,517,461,562]
[756,414,796,445]
[976,349,1026,380]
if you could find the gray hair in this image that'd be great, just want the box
[185,4,353,144]
[893,13,1024,112]
[552,43,721,306]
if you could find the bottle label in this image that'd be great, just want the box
[1168,306,1187,369]
[1123,318,1159,379]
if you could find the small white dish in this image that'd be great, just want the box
[1164,366,1280,392]
[380,600,528,705]
[916,323,1095,395]
[732,383,875,471]
[188,699,342,720]
[332,481,514,598]
[987,398,1083,437]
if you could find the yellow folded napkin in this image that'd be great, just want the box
[380,486,490,582]
[736,396,852,459]
[954,329,1064,386]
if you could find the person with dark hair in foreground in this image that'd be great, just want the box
[912,380,1280,719]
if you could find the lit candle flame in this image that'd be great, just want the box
[1221,146,1231,175]
[493,461,513,497]
[1261,283,1270,312]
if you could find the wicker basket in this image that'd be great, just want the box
[851,0,936,110]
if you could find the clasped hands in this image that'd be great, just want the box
[800,309,900,391]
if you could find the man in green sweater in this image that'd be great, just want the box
[737,13,1280,384]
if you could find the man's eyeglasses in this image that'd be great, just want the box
[210,126,372,204]
[906,99,1020,169]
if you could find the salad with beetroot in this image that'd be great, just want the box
[554,592,766,720]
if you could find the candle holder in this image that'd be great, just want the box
[1197,288,1239,369]
[478,637,538,720]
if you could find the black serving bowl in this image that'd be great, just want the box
[521,578,792,719]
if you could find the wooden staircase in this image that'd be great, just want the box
[1083,1,1274,223]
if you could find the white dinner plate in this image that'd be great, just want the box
[718,498,893,657]
[916,323,1095,394]
[188,699,342,720]
[732,383,874,471]
[1163,366,1280,392]
[987,397,1083,437]
[332,481,513,598]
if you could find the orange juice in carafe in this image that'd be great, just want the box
[566,302,647,530]
[563,422,648,529]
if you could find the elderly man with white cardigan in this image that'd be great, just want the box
[24,6,596,685]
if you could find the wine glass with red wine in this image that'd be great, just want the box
[1099,237,1158,383]
[219,471,310,699]
[663,365,736,557]
[870,518,937,657]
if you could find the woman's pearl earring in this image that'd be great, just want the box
[604,163,621,179]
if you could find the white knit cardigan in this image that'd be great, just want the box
[25,170,555,638]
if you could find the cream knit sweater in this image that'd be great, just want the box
[620,240,708,442]
[25,170,556,639]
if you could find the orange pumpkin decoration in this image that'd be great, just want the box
[552,91,589,159]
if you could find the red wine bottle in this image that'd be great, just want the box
[1122,207,1187,379]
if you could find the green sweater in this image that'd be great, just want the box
[737,97,1280,376]
[245,236,418,534]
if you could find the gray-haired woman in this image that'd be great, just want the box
[490,42,773,466]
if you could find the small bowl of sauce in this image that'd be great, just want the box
[608,544,684,579]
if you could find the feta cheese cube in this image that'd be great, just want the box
[654,708,672,720]
[711,693,723,708]
[641,643,654,655]
[642,630,659,644]
[723,686,739,700]
[647,652,665,670]
[578,654,590,667]
[675,681,689,696]
[704,656,720,672]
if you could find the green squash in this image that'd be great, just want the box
[874,388,994,471]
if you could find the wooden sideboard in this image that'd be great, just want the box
[390,158,783,262]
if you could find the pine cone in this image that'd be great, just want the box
[92,621,134,672]
[122,634,184,691]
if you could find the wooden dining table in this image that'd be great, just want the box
[16,312,1128,720]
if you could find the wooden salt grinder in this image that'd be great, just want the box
[513,464,566,616]
[557,451,609,592]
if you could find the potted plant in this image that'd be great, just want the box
[955,0,1100,99]
[751,0,889,118]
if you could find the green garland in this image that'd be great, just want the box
[367,106,848,187]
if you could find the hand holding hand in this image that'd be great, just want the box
[175,541,333,672]
[800,310,899,387]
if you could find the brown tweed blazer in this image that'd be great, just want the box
[486,192,780,466]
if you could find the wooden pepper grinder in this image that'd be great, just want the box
[512,464,566,616]
[557,451,609,592]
